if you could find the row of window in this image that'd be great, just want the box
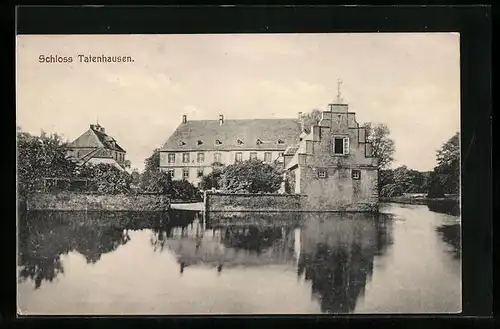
[317,168,361,180]
[166,168,203,179]
[168,167,362,180]
[75,149,125,161]
[179,139,286,147]
[167,152,274,164]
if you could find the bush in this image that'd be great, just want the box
[139,170,172,194]
[17,130,77,195]
[78,163,132,194]
[219,160,283,193]
[168,180,202,201]
[199,169,223,191]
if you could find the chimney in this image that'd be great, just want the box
[100,126,105,133]
[219,114,224,125]
[298,112,304,131]
[182,115,187,124]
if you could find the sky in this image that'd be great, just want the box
[16,33,460,172]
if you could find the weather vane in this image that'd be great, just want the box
[336,78,343,103]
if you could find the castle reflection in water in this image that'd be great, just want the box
[18,209,400,314]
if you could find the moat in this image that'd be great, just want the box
[17,203,461,315]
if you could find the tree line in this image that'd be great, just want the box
[16,127,201,200]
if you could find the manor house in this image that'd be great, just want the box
[160,100,378,211]
[159,114,302,185]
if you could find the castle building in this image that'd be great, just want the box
[283,102,378,211]
[159,114,302,186]
[66,123,128,171]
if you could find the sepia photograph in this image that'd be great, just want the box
[16,32,461,315]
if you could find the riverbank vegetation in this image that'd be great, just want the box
[17,128,200,201]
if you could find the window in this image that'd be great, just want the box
[178,140,185,146]
[352,169,361,180]
[333,136,350,155]
[249,152,258,161]
[277,139,284,144]
[235,152,243,162]
[256,139,262,145]
[214,152,222,163]
[215,139,222,145]
[264,152,272,163]
[237,139,244,145]
[197,168,204,177]
[182,168,189,179]
[197,140,203,145]
[318,170,327,178]
[168,153,175,164]
[182,152,190,163]
[197,153,205,163]
[76,150,81,157]
[167,169,175,178]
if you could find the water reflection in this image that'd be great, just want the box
[297,213,393,314]
[18,210,173,289]
[18,205,460,314]
[436,223,461,260]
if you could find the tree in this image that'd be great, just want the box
[362,122,396,170]
[17,130,77,195]
[427,132,460,197]
[301,109,323,132]
[130,169,141,187]
[168,180,202,200]
[219,160,283,193]
[78,163,132,194]
[140,148,161,191]
[140,170,172,194]
[144,148,161,172]
[199,168,223,191]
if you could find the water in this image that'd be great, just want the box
[17,203,461,315]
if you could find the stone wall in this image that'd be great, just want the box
[286,103,379,212]
[297,166,379,212]
[204,192,307,212]
[26,192,170,211]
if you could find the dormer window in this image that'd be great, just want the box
[237,139,244,145]
[215,140,223,145]
[277,139,285,144]
[197,140,203,145]
[178,141,185,146]
[256,139,262,145]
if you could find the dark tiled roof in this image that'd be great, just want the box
[67,126,126,152]
[161,119,302,151]
[92,129,126,152]
[283,145,299,155]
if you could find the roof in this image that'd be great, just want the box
[161,119,302,151]
[86,158,126,171]
[93,129,126,152]
[283,145,299,155]
[67,125,126,152]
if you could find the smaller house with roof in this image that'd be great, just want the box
[66,123,127,171]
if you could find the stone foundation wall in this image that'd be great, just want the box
[204,192,307,212]
[26,192,170,211]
